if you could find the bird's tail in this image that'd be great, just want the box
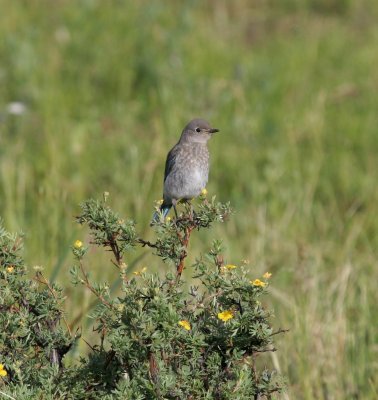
[151,204,171,224]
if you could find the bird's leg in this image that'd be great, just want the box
[181,199,193,220]
[172,199,178,220]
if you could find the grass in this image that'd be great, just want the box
[0,1,377,398]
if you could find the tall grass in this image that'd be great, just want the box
[0,1,377,398]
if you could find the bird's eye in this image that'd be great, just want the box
[195,128,201,133]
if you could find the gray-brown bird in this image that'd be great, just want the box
[153,118,219,221]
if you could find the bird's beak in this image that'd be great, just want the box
[208,128,219,134]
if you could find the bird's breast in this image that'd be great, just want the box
[163,143,210,201]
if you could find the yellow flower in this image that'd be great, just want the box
[74,240,83,249]
[200,188,208,196]
[133,267,147,276]
[155,199,164,206]
[217,310,234,322]
[224,264,237,270]
[251,279,266,287]
[6,266,14,273]
[263,272,272,279]
[0,363,7,377]
[178,320,191,331]
[166,216,171,222]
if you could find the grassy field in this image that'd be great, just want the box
[1,1,377,398]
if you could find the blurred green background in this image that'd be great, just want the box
[0,0,377,398]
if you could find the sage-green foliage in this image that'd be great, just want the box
[149,198,231,266]
[0,222,76,392]
[0,197,283,399]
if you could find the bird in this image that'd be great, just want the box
[153,118,219,222]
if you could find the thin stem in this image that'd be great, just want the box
[270,328,289,337]
[78,261,114,309]
[137,238,159,249]
[0,390,16,400]
[34,272,72,336]
[176,225,194,281]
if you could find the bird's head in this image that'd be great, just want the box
[180,118,219,144]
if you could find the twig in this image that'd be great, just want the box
[82,337,96,352]
[104,349,116,370]
[78,261,114,309]
[137,238,159,249]
[176,225,194,281]
[34,272,72,336]
[149,352,159,385]
[253,347,277,353]
[0,390,16,400]
[270,328,289,337]
[108,236,122,267]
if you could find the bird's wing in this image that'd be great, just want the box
[164,144,180,182]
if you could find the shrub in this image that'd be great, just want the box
[0,195,285,399]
